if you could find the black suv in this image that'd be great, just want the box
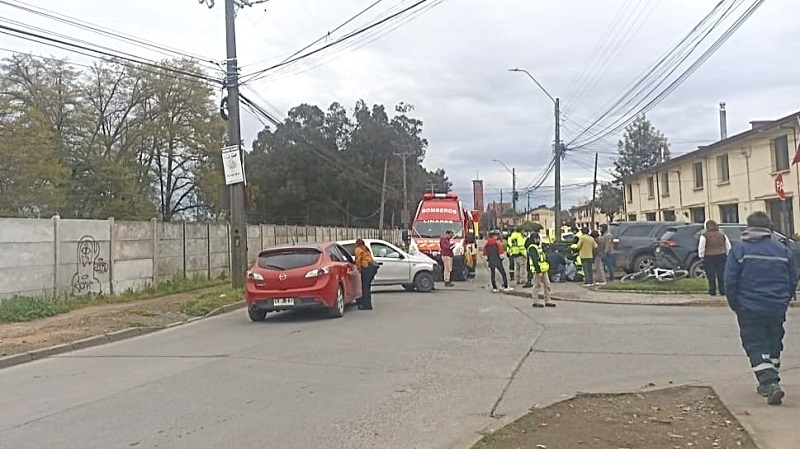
[609,221,689,273]
[655,223,800,278]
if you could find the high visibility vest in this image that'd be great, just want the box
[527,243,550,273]
[508,232,527,256]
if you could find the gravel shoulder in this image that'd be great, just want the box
[0,287,230,357]
[472,386,757,449]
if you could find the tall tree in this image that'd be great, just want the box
[595,182,624,222]
[613,114,670,180]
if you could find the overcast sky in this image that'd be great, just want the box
[1,0,796,211]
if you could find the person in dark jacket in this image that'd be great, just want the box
[724,211,797,405]
[482,231,511,292]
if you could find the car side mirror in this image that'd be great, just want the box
[402,230,409,242]
[466,232,476,244]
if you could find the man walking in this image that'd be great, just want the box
[440,230,455,287]
[724,212,796,405]
[483,231,511,293]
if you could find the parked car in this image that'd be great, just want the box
[245,242,362,321]
[338,238,438,292]
[655,223,800,278]
[609,221,689,273]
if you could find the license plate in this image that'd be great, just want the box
[273,298,294,306]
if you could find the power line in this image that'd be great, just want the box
[566,0,751,149]
[239,0,440,85]
[0,22,221,85]
[0,0,218,67]
[570,0,764,150]
[251,0,442,84]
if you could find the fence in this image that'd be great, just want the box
[0,217,398,300]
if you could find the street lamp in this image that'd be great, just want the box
[509,67,563,241]
[493,159,517,226]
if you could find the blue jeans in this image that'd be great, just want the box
[604,253,616,281]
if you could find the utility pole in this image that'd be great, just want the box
[527,191,531,214]
[394,151,411,230]
[200,0,265,288]
[511,167,517,226]
[378,158,388,235]
[590,152,599,230]
[554,97,562,241]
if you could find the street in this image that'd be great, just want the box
[0,272,797,449]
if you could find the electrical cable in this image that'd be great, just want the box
[0,0,218,67]
[247,1,442,84]
[571,0,764,150]
[239,0,439,84]
[566,0,738,147]
[0,22,221,85]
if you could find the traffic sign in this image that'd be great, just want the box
[775,172,786,201]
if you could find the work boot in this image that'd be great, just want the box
[756,384,770,397]
[766,384,785,405]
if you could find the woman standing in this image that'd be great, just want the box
[354,239,378,310]
[698,220,731,296]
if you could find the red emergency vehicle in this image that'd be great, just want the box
[407,193,477,281]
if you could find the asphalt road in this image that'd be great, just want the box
[1,272,797,449]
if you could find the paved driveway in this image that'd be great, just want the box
[1,275,797,449]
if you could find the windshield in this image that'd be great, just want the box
[412,221,463,239]
[257,248,321,270]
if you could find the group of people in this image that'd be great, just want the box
[481,228,560,307]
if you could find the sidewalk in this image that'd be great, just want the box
[494,280,727,306]
[709,364,800,449]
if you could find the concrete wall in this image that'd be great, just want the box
[0,218,399,301]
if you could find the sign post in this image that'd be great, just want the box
[775,172,788,233]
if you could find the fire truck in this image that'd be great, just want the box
[404,193,478,281]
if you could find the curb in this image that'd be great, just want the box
[501,288,728,307]
[0,300,247,371]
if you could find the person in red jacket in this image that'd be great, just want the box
[483,231,511,293]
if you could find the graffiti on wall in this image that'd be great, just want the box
[71,235,109,295]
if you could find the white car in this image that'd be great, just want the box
[337,239,438,292]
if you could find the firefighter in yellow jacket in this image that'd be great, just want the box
[507,228,527,285]
[528,233,555,308]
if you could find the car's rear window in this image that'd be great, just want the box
[257,248,321,270]
[659,228,680,241]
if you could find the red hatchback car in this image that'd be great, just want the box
[245,242,363,321]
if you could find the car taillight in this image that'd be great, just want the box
[661,240,678,247]
[305,266,331,278]
[247,271,264,281]
[612,238,619,249]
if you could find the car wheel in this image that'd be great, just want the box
[248,308,267,322]
[328,285,345,318]
[402,283,416,292]
[413,271,435,292]
[633,254,655,272]
[689,259,706,279]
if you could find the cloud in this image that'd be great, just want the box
[2,0,798,213]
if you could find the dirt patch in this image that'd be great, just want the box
[474,386,757,449]
[0,287,229,357]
